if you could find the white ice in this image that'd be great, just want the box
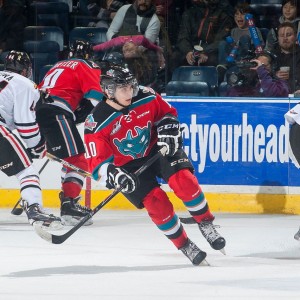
[1,209,300,300]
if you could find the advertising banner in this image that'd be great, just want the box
[168,97,299,187]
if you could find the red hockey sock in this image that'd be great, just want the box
[143,187,187,248]
[62,181,82,199]
[168,169,214,223]
[62,154,87,199]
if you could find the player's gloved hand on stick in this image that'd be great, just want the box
[106,164,139,194]
[157,116,182,156]
[28,136,47,159]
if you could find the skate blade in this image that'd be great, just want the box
[33,220,64,230]
[219,248,226,255]
[61,215,93,226]
[199,259,210,266]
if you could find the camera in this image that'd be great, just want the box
[235,61,258,68]
[226,58,258,87]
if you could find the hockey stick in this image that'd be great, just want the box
[11,159,50,216]
[34,146,167,244]
[179,216,197,224]
[46,153,92,177]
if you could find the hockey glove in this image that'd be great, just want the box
[106,164,139,194]
[28,136,47,159]
[74,98,94,124]
[157,116,182,156]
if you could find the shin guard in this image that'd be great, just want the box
[143,187,187,248]
[168,169,214,223]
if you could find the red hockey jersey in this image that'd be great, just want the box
[38,59,103,113]
[84,86,177,180]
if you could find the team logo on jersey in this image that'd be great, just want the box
[113,122,151,159]
[84,114,97,131]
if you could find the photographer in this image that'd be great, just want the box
[225,52,289,97]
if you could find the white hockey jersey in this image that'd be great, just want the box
[0,70,41,148]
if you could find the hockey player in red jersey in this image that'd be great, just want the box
[0,50,62,229]
[36,40,104,226]
[84,65,226,265]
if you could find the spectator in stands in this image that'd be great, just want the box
[217,2,264,83]
[93,35,164,88]
[225,52,289,97]
[154,0,173,55]
[93,34,165,67]
[0,0,26,63]
[106,0,160,43]
[86,0,127,28]
[168,0,234,76]
[265,0,300,52]
[273,22,300,93]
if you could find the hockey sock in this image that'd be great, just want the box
[62,154,87,198]
[168,169,214,223]
[143,187,188,249]
[16,165,42,206]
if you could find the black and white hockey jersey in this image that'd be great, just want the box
[0,70,42,148]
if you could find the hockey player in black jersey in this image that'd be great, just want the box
[84,65,226,265]
[0,51,62,229]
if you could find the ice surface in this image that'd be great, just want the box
[1,209,300,300]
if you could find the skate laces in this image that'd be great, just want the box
[199,221,221,243]
[181,239,199,257]
[73,198,92,213]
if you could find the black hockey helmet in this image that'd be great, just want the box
[68,40,94,60]
[100,65,139,98]
[4,50,32,78]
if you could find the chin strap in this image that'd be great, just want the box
[110,98,130,109]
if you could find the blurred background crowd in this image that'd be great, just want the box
[0,0,299,97]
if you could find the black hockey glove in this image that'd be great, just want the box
[39,90,53,104]
[157,116,182,156]
[74,98,94,124]
[28,136,47,159]
[106,164,139,194]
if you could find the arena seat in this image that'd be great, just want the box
[24,26,65,52]
[166,81,210,97]
[28,2,70,41]
[69,27,108,47]
[39,64,54,83]
[23,41,60,83]
[170,66,219,96]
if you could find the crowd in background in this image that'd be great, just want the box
[0,0,299,96]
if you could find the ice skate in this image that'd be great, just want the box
[23,201,63,230]
[198,219,226,254]
[179,238,207,266]
[294,227,300,241]
[60,192,93,226]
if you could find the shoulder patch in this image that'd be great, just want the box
[140,86,155,95]
[84,114,98,132]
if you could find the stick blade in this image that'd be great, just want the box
[179,216,197,224]
[11,208,23,216]
[33,224,54,243]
